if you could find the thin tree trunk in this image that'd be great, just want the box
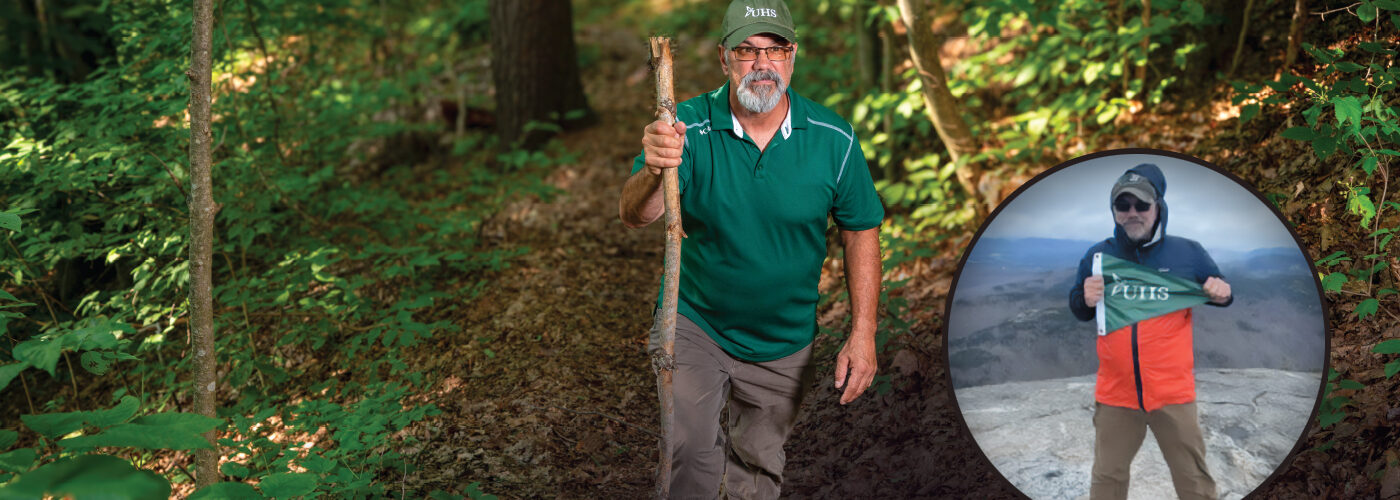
[880,22,896,182]
[895,0,981,212]
[187,0,220,488]
[1229,0,1254,77]
[1115,0,1128,94]
[33,0,51,65]
[647,37,682,500]
[1284,0,1307,71]
[1137,0,1151,83]
[853,0,881,96]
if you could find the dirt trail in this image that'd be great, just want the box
[397,25,1020,498]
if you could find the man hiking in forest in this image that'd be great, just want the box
[618,0,884,497]
[1068,164,1233,500]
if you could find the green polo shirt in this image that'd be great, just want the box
[630,82,885,362]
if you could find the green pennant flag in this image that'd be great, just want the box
[1093,252,1211,335]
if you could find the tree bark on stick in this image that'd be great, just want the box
[647,36,682,500]
[187,0,220,489]
[895,0,982,214]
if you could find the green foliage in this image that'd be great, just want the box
[0,212,20,233]
[801,0,1217,230]
[952,0,1214,162]
[0,455,170,500]
[191,481,262,499]
[0,0,564,495]
[0,448,37,475]
[465,481,499,500]
[1374,339,1400,378]
[1317,368,1361,429]
[21,395,141,439]
[1235,7,1400,170]
[1240,9,1400,433]
[257,472,318,499]
[59,412,223,451]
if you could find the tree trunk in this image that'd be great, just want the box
[1115,0,1128,94]
[1136,0,1151,83]
[1283,0,1307,71]
[1228,0,1254,77]
[187,0,220,489]
[880,22,897,182]
[186,0,218,487]
[895,0,982,214]
[853,0,881,96]
[489,0,595,149]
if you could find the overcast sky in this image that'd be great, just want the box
[978,153,1299,252]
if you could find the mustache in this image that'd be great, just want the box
[742,69,783,88]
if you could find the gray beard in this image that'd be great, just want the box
[736,69,785,114]
[1126,221,1158,244]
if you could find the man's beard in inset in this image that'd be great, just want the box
[736,68,786,114]
[1124,218,1157,243]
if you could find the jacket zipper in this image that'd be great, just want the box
[1127,245,1146,411]
[1132,322,1144,411]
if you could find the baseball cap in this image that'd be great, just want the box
[1111,170,1157,203]
[721,0,798,49]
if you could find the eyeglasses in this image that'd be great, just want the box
[732,45,794,61]
[1114,198,1153,213]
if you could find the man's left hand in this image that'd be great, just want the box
[834,333,877,405]
[1204,276,1231,304]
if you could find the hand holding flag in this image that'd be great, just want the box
[1092,252,1217,336]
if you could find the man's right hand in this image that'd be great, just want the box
[1083,275,1104,308]
[642,120,686,175]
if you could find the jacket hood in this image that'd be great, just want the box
[1112,163,1168,249]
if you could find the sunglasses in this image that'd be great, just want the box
[1114,198,1153,213]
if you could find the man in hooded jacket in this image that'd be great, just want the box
[1068,164,1233,500]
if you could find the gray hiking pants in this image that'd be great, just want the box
[650,313,816,500]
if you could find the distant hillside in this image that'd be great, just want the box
[949,240,1325,388]
[963,237,1097,270]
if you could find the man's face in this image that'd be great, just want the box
[719,34,796,114]
[1114,193,1158,243]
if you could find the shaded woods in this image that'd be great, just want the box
[0,0,1397,497]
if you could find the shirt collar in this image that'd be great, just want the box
[730,103,793,140]
[712,81,802,140]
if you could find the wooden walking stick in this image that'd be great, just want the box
[648,36,682,500]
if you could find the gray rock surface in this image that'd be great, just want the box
[954,368,1320,500]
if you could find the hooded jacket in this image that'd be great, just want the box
[1068,164,1231,412]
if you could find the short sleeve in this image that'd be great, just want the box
[830,134,884,231]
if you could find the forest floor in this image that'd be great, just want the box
[397,25,1006,498]
[395,20,1400,500]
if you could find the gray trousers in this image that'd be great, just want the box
[1090,402,1217,500]
[651,314,816,500]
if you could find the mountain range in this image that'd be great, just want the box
[948,238,1326,389]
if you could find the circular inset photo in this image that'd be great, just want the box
[945,150,1327,500]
